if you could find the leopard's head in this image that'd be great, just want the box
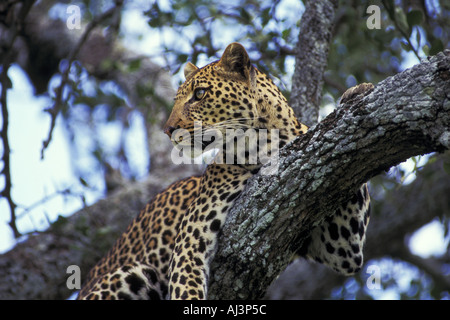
[163,43,260,159]
[164,43,307,164]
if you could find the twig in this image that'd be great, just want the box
[382,0,421,61]
[0,0,35,238]
[41,2,123,159]
[0,76,20,238]
[15,187,72,220]
[290,0,338,127]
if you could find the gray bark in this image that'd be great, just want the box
[290,0,338,126]
[266,153,450,299]
[208,50,450,299]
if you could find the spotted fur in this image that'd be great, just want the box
[78,43,370,300]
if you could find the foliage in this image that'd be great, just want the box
[144,0,449,94]
[43,0,449,192]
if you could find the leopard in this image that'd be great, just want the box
[77,42,371,300]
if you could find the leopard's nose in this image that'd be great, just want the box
[164,125,177,138]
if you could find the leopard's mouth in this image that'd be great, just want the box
[169,122,264,163]
[169,126,222,159]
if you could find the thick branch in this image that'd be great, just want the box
[290,0,338,126]
[0,172,183,299]
[208,50,450,299]
[267,153,450,299]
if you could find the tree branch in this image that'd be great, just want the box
[0,171,186,299]
[267,153,450,299]
[208,50,450,299]
[0,0,35,238]
[290,0,338,126]
[41,2,123,159]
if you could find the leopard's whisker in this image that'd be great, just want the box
[199,118,259,132]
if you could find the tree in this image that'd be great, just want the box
[0,0,449,299]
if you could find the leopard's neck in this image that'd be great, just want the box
[252,68,308,146]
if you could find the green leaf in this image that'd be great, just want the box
[415,28,421,46]
[239,8,251,23]
[79,177,89,187]
[384,0,395,19]
[261,7,271,27]
[400,40,411,52]
[177,54,188,64]
[282,28,291,40]
[429,38,444,56]
[128,58,142,72]
[407,10,423,27]
[394,7,409,33]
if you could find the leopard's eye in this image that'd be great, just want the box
[194,88,206,101]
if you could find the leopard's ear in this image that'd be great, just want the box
[219,43,251,79]
[184,62,199,80]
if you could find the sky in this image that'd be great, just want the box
[0,66,100,251]
[0,0,449,299]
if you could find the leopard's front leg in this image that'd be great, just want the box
[168,164,252,300]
